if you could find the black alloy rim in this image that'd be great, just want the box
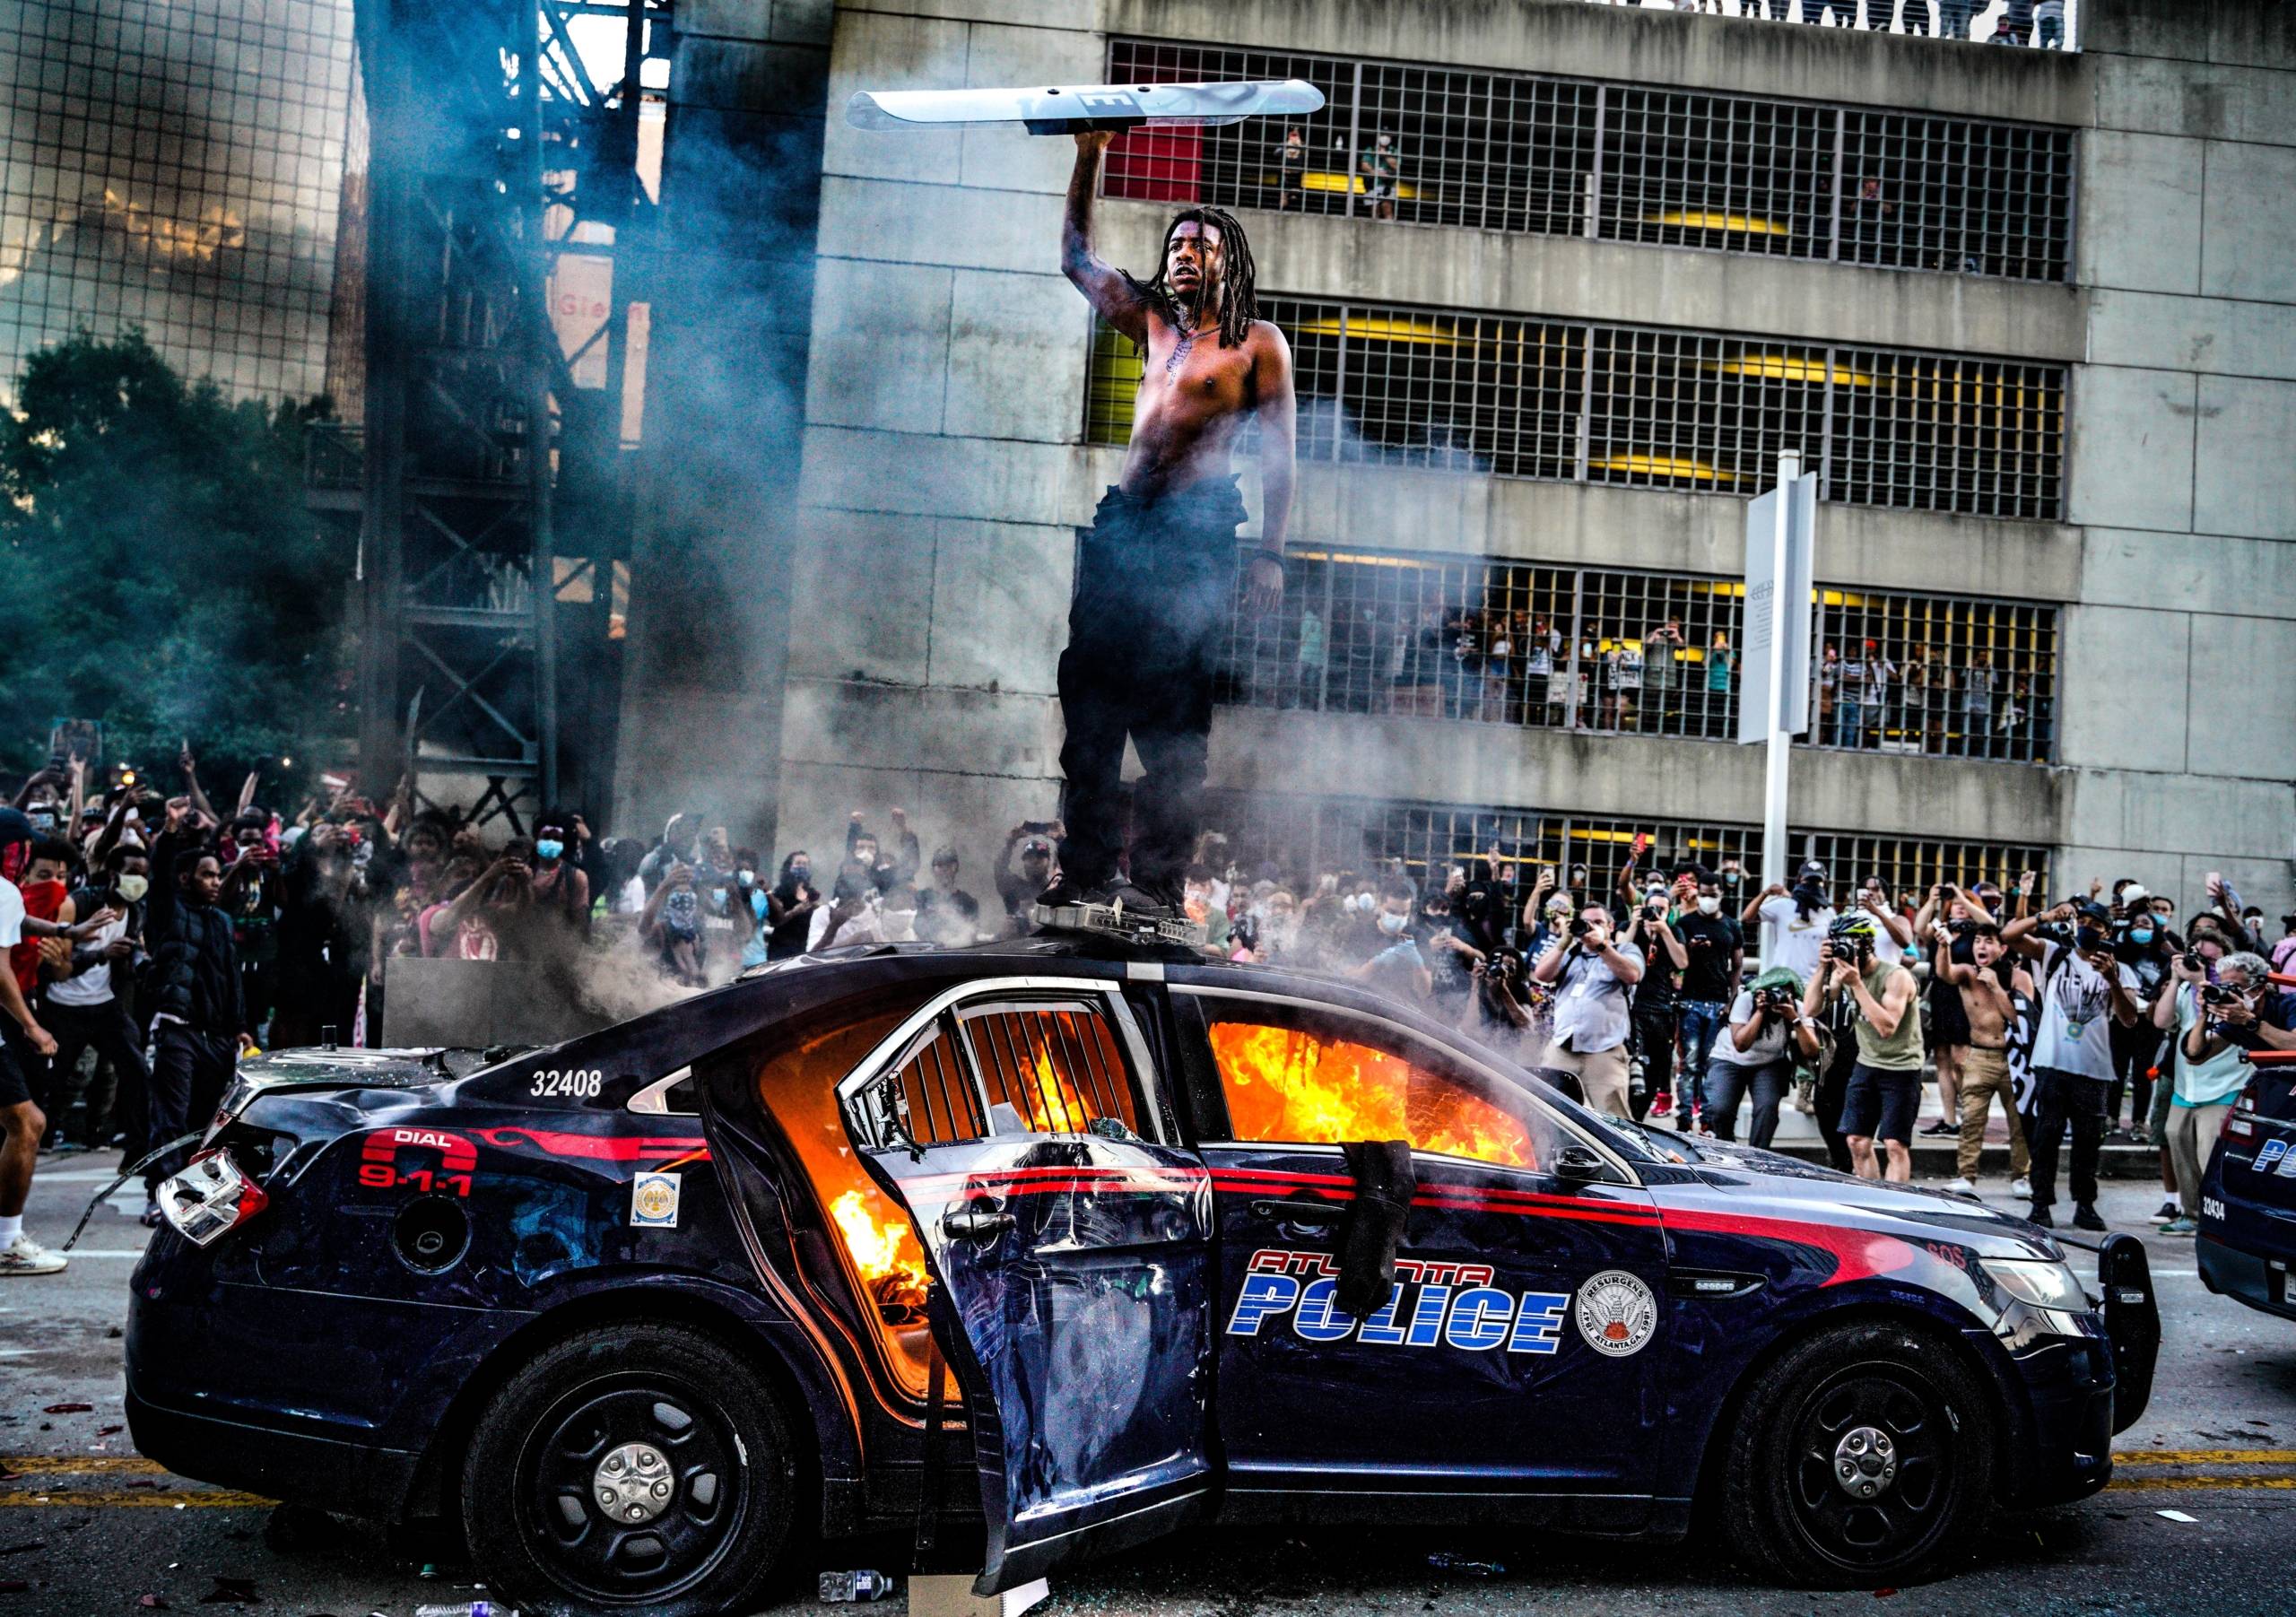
[519,1374,747,1604]
[1784,1361,1956,1570]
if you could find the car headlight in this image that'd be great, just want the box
[1980,1257,2090,1312]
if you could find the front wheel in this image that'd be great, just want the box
[1723,1321,1994,1587]
[461,1322,798,1617]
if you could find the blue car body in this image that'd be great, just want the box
[2199,1056,2296,1320]
[125,939,2155,1594]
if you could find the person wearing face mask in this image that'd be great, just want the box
[526,812,592,944]
[1351,878,1431,1001]
[1747,859,1836,982]
[2107,891,2171,1143]
[1531,903,1645,1118]
[39,841,153,1156]
[765,852,822,963]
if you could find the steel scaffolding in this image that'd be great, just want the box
[342,0,661,828]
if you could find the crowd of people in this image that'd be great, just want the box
[1597,0,2072,46]
[2,737,2289,1276]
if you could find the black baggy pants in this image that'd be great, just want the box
[147,1024,237,1191]
[2027,1065,2107,1212]
[1057,477,1249,898]
[42,997,149,1145]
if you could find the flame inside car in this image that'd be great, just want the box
[1210,1021,1536,1169]
[830,1187,930,1325]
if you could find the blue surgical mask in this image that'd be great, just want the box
[2128,926,2153,945]
[535,838,564,860]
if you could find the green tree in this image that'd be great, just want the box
[0,328,354,790]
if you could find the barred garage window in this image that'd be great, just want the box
[1103,39,2074,283]
[1193,790,2049,924]
[1089,299,2067,519]
[1218,545,2059,764]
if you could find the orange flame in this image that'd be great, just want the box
[830,1187,927,1295]
[1210,1021,1535,1169]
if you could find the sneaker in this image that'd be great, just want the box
[1649,1091,1674,1118]
[2073,1204,2108,1232]
[2011,1176,2032,1198]
[2027,1203,2055,1228]
[1943,1177,1978,1195]
[0,1234,67,1276]
[1918,1120,1954,1137]
[2153,1199,2179,1221]
[2160,1215,2197,1237]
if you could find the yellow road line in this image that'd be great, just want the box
[2116,1449,2296,1465]
[4,1456,167,1475]
[2105,1475,2296,1491]
[0,1489,274,1508]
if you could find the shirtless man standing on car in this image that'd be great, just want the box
[1039,131,1297,914]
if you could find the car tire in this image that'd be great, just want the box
[1722,1320,1994,1588]
[460,1322,798,1617]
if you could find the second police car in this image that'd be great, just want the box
[124,935,2159,1615]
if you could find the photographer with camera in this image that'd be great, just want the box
[1531,903,1645,1119]
[1829,915,1926,1183]
[1706,967,1819,1148]
[1351,877,1432,1003]
[1626,876,1688,1122]
[2152,950,2284,1234]
[1465,945,1536,1047]
[2003,900,2141,1230]
[1933,919,2032,1197]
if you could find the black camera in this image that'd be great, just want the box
[1490,947,1526,982]
[1754,985,1796,1014]
[2200,982,2241,1008]
[1568,916,1593,939]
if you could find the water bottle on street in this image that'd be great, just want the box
[820,1568,897,1601]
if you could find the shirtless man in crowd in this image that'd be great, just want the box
[1039,131,1297,913]
[1935,917,2034,1197]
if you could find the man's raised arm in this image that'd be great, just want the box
[1064,133,1150,342]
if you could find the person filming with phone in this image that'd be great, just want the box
[1531,900,1644,1119]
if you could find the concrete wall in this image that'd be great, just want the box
[764,0,2294,917]
[2059,0,2296,916]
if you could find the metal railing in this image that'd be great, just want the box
[1086,300,2068,521]
[1196,787,2052,918]
[1220,544,2059,764]
[1105,36,2075,283]
[1573,2,2076,52]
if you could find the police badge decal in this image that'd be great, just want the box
[1575,1269,1659,1358]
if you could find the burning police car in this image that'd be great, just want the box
[126,937,2157,1614]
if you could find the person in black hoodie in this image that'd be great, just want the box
[144,819,253,1224]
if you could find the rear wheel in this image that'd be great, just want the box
[1723,1321,1993,1588]
[461,1322,797,1617]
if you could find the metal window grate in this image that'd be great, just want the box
[961,1005,1136,1135]
[892,1026,987,1145]
[1218,543,2059,763]
[1090,300,2065,519]
[1103,37,2074,283]
[1196,788,2049,925]
[1812,587,2058,762]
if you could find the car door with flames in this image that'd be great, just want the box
[838,977,1214,1593]
[1170,985,1670,1515]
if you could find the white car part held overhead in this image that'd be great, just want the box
[847,79,1324,135]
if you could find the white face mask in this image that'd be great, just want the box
[737,869,755,885]
[1378,910,1409,935]
[1696,894,1720,916]
[114,874,150,903]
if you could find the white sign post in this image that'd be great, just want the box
[1740,454,1817,965]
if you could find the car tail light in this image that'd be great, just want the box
[2228,1074,2261,1139]
[156,1148,269,1247]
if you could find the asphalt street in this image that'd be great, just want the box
[4,1158,2291,1617]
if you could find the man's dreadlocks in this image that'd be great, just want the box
[1128,205,1259,351]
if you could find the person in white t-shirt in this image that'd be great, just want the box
[1744,859,1838,983]
[0,811,74,1274]
[2005,900,2139,1230]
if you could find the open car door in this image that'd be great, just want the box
[839,978,1214,1593]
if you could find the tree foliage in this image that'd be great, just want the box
[0,329,355,785]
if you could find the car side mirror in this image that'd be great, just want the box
[1554,1145,1604,1187]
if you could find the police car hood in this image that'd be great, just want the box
[1682,1138,2062,1261]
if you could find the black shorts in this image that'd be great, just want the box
[1841,1061,1922,1145]
[0,1026,30,1108]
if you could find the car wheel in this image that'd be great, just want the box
[461,1322,797,1617]
[1723,1321,1994,1588]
